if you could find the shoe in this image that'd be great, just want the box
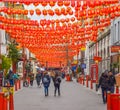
[54,94,56,97]
[103,101,106,104]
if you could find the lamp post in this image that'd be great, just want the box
[118,50,120,73]
[0,35,2,70]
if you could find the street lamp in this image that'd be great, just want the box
[0,34,2,70]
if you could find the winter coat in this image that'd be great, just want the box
[54,76,61,86]
[108,75,116,87]
[98,74,109,89]
[42,74,51,87]
[36,73,42,82]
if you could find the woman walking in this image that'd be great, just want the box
[54,73,62,96]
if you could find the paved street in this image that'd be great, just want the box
[14,79,106,110]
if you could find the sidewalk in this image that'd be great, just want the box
[14,79,106,110]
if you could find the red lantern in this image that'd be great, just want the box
[77,1,81,7]
[42,9,47,16]
[71,1,75,7]
[40,19,46,26]
[29,10,34,16]
[49,1,55,7]
[41,1,48,7]
[69,10,73,15]
[71,17,75,22]
[35,9,41,15]
[65,18,69,22]
[33,2,39,6]
[55,8,61,15]
[48,9,54,16]
[57,1,63,6]
[24,10,28,15]
[64,1,70,6]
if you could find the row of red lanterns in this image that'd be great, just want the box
[2,0,119,7]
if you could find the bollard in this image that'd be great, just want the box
[9,93,14,110]
[107,91,111,110]
[82,77,85,85]
[90,80,93,89]
[80,77,82,84]
[86,76,88,88]
[3,95,8,110]
[116,86,119,94]
[15,81,18,91]
[18,80,21,89]
[0,93,4,110]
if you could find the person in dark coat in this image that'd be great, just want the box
[54,73,62,96]
[108,71,116,93]
[98,72,109,104]
[36,71,42,87]
[29,73,34,86]
[42,71,51,96]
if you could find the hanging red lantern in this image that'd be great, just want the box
[51,20,55,24]
[68,9,73,15]
[61,8,65,14]
[55,8,61,15]
[24,10,28,15]
[40,19,45,26]
[65,18,69,22]
[61,19,65,23]
[29,10,34,16]
[24,2,31,5]
[71,1,75,7]
[49,1,55,7]
[71,17,75,22]
[42,9,47,16]
[57,1,63,6]
[46,20,51,25]
[41,1,48,7]
[33,2,39,7]
[77,1,81,7]
[48,9,54,16]
[35,9,41,15]
[64,1,70,6]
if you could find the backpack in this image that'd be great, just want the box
[43,77,49,83]
[55,77,61,84]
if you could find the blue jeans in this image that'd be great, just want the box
[9,79,14,86]
[101,87,108,103]
[109,86,115,93]
[44,86,48,96]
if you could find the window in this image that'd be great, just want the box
[114,24,116,42]
[118,21,120,41]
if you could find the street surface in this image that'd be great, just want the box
[14,79,106,110]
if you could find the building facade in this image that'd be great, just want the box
[86,27,111,76]
[111,18,120,73]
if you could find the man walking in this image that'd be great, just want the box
[108,71,116,93]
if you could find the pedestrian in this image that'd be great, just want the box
[54,73,62,96]
[36,71,42,87]
[108,71,116,93]
[98,72,109,104]
[51,71,55,83]
[8,70,14,86]
[42,71,51,96]
[29,73,34,86]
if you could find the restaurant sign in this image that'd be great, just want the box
[111,46,120,53]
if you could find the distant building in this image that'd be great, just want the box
[110,18,120,73]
